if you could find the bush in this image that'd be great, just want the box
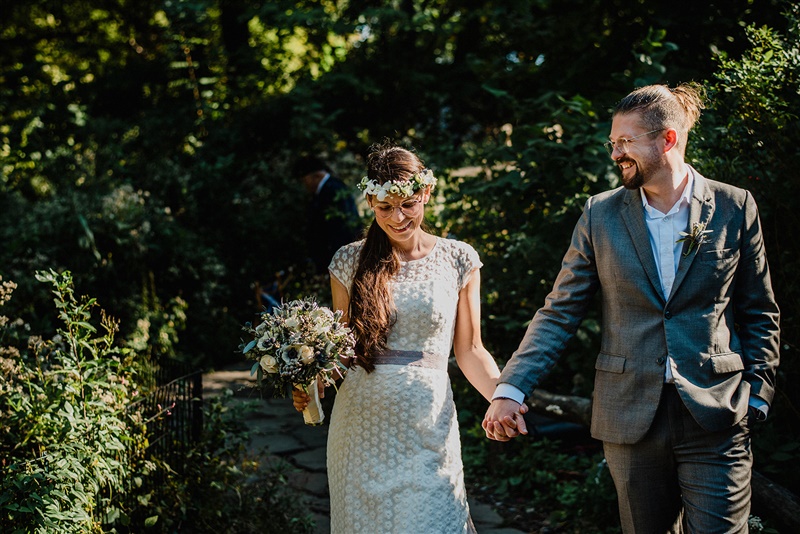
[694,2,800,497]
[0,270,143,533]
[0,271,316,533]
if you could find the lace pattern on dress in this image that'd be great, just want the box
[328,237,483,295]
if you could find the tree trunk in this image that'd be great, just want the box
[527,388,593,428]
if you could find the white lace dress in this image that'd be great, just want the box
[327,236,482,534]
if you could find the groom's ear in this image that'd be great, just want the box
[663,129,679,153]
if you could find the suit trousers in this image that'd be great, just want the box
[603,384,753,534]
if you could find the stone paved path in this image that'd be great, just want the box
[204,362,528,534]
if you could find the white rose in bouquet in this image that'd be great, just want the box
[260,354,279,373]
[281,344,315,365]
[297,345,316,364]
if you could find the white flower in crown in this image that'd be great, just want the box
[356,168,438,199]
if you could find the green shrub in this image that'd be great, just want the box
[694,3,800,497]
[0,270,143,533]
[1,271,316,533]
[453,375,619,532]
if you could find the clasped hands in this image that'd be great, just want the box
[482,398,529,441]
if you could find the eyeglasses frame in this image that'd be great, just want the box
[371,198,424,218]
[604,128,665,155]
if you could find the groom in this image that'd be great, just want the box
[483,83,780,532]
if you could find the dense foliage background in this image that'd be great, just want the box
[2,0,799,531]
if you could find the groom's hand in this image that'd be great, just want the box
[483,399,529,441]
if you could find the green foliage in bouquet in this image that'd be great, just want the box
[241,297,353,397]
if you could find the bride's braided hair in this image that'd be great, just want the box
[348,142,426,372]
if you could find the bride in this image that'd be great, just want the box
[293,141,527,533]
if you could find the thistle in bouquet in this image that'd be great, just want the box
[241,297,353,424]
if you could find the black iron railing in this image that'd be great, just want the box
[128,369,204,477]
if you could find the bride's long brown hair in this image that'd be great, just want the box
[349,142,427,372]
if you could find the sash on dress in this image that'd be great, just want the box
[372,350,448,371]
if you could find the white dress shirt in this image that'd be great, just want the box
[641,171,693,382]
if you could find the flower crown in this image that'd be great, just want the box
[356,169,437,201]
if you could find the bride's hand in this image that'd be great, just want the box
[292,387,311,412]
[291,379,327,412]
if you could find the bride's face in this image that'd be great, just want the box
[369,189,430,244]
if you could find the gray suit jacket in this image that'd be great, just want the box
[500,167,780,444]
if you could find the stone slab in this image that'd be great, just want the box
[292,447,329,472]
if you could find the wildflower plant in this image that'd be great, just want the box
[0,270,143,533]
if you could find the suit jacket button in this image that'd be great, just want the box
[664,310,673,319]
[656,356,666,365]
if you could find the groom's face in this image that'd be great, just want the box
[609,113,660,190]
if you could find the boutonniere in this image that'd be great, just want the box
[676,222,713,257]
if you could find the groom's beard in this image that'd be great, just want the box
[618,157,646,190]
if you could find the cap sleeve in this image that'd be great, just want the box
[328,241,364,293]
[454,240,483,289]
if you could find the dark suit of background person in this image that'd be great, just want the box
[293,156,361,274]
[483,84,780,533]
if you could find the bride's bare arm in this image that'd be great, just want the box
[330,276,350,324]
[453,269,528,435]
[452,270,501,401]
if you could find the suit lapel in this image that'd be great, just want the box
[668,168,715,302]
[621,188,665,301]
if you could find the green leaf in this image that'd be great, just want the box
[243,340,257,354]
[145,515,159,527]
[481,84,511,99]
[105,507,121,523]
[74,321,97,332]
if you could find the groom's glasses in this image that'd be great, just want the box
[372,199,423,218]
[604,128,664,155]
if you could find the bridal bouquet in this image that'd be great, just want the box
[241,297,353,425]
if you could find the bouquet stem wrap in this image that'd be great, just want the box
[302,377,324,426]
